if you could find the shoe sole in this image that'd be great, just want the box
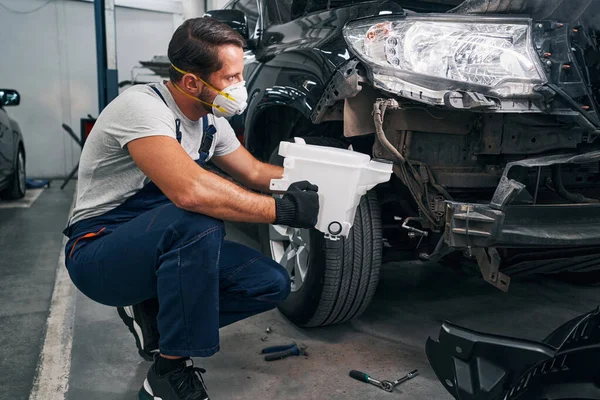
[139,375,209,400]
[138,379,163,400]
[139,378,209,400]
[118,306,154,362]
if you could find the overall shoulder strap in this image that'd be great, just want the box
[198,115,217,165]
[149,84,182,144]
[149,85,168,106]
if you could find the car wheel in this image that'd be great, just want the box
[260,137,383,327]
[1,147,26,200]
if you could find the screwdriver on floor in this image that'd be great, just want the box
[349,369,419,392]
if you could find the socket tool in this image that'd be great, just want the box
[261,343,307,361]
[349,369,419,392]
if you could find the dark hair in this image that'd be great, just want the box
[168,17,245,82]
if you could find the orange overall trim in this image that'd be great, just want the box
[69,227,106,258]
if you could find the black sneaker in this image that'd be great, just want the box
[117,298,160,361]
[139,358,210,400]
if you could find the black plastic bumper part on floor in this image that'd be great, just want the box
[426,307,600,400]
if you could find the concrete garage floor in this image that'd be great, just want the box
[1,183,598,400]
[0,182,75,400]
[66,238,600,400]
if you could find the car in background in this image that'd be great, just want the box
[205,0,600,328]
[0,89,26,200]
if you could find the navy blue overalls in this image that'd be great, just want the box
[63,85,290,357]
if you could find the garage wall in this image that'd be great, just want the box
[0,0,182,179]
[207,0,230,10]
[183,0,228,19]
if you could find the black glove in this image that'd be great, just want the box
[274,181,320,229]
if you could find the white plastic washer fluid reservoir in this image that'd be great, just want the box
[270,138,394,240]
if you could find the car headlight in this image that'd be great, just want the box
[343,15,547,106]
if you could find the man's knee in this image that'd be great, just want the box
[158,205,225,242]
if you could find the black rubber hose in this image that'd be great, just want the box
[551,165,599,203]
[546,84,600,131]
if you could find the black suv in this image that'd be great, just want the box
[0,89,26,200]
[204,0,600,328]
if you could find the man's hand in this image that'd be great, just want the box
[274,181,320,228]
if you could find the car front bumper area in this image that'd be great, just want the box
[445,150,600,249]
[445,201,600,249]
[435,150,600,292]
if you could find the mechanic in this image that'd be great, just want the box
[62,17,319,400]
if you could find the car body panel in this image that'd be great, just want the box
[451,0,600,29]
[0,106,14,184]
[0,92,25,192]
[221,0,600,282]
[227,0,408,149]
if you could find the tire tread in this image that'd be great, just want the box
[269,137,382,328]
[305,190,382,327]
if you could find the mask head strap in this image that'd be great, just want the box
[169,81,227,114]
[170,64,236,102]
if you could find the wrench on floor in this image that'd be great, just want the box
[349,369,419,392]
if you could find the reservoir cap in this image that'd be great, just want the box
[328,221,342,235]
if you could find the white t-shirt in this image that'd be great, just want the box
[68,81,240,226]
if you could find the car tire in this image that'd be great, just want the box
[260,137,383,327]
[1,147,26,200]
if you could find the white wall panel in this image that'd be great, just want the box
[207,0,230,10]
[1,0,72,179]
[115,7,175,84]
[74,0,183,14]
[0,0,181,178]
[182,0,205,19]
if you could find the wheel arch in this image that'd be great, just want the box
[17,138,24,155]
[241,48,339,158]
[245,104,344,161]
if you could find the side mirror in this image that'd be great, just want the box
[0,89,20,107]
[204,9,249,41]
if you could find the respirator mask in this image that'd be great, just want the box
[171,64,248,119]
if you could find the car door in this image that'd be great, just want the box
[0,105,12,183]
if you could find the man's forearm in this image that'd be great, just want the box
[248,163,284,193]
[178,170,277,223]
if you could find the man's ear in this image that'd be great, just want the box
[181,74,201,93]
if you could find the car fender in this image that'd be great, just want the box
[243,50,333,146]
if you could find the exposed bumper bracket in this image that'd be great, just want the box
[446,150,600,249]
[472,248,511,292]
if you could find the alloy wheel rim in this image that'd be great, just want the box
[269,225,311,292]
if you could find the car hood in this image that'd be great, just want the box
[339,1,600,28]
[450,0,600,29]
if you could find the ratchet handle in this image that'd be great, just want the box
[349,370,370,384]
